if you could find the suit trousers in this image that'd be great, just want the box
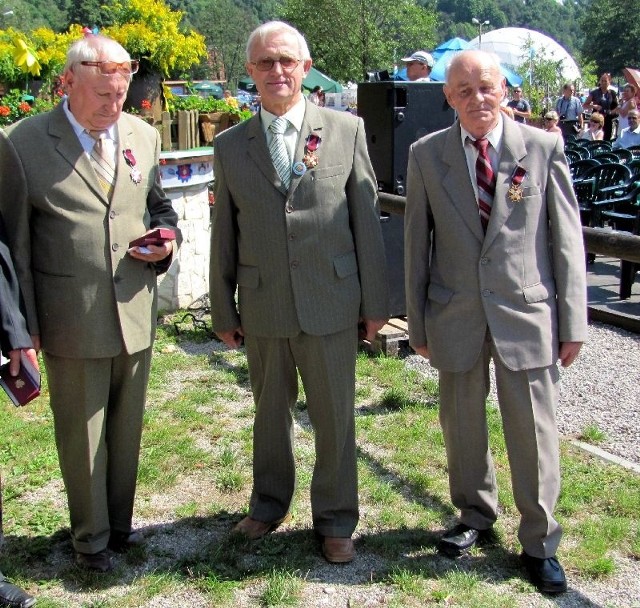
[44,347,151,554]
[438,336,562,558]
[244,326,359,538]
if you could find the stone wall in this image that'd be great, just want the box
[157,183,211,312]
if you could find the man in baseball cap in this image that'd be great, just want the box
[401,51,434,82]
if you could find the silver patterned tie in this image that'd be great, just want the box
[88,130,116,199]
[269,116,291,189]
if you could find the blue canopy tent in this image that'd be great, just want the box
[430,50,523,87]
[432,37,469,60]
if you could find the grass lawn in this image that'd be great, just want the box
[1,313,639,607]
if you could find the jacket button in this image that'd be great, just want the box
[480,257,489,265]
[289,233,296,240]
[112,243,119,252]
[109,210,116,219]
[290,260,299,269]
[482,289,492,297]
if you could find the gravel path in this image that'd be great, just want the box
[405,320,640,466]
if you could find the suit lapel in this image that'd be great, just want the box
[112,117,134,206]
[441,122,485,242]
[482,118,527,250]
[49,104,109,206]
[288,100,324,199]
[246,113,288,194]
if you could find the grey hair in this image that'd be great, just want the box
[444,50,503,84]
[246,21,311,62]
[64,34,131,74]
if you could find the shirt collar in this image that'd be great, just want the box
[63,98,117,141]
[260,97,306,134]
[460,115,504,151]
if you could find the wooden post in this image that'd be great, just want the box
[161,111,172,151]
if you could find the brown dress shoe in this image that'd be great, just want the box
[108,530,144,553]
[75,550,113,572]
[232,515,291,540]
[322,537,355,563]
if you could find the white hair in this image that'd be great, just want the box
[246,21,311,61]
[444,50,503,84]
[64,35,130,74]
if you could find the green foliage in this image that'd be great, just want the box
[170,93,251,120]
[279,0,438,83]
[581,0,640,75]
[0,88,49,126]
[103,0,207,77]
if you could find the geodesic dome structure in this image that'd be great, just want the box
[467,27,580,82]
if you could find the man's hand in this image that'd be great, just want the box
[8,348,39,376]
[360,318,388,342]
[128,239,173,263]
[412,344,430,360]
[559,341,582,367]
[216,327,244,349]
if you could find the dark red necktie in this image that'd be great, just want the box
[471,137,496,232]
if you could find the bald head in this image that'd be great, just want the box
[443,50,506,139]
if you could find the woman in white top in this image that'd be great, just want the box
[611,84,637,134]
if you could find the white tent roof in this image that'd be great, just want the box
[467,27,580,82]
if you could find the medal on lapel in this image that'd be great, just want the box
[123,148,142,184]
[508,165,527,202]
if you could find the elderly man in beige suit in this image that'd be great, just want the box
[405,51,587,594]
[0,34,178,572]
[210,21,388,563]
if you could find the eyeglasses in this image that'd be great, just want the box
[628,116,639,120]
[79,60,140,76]
[514,90,522,93]
[250,57,301,72]
[589,120,602,125]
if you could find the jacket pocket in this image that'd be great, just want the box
[333,251,358,278]
[523,281,552,303]
[237,264,259,288]
[428,282,454,304]
[313,165,344,180]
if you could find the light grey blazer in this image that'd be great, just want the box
[405,117,588,372]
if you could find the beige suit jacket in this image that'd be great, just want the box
[405,118,588,372]
[210,100,388,337]
[0,104,179,358]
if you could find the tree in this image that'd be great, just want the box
[581,0,640,76]
[66,0,108,30]
[279,0,438,83]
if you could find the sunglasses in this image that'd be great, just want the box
[250,56,301,72]
[79,60,139,76]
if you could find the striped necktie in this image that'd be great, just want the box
[88,130,116,199]
[269,116,291,189]
[471,137,496,232]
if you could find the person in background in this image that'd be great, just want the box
[210,20,388,564]
[405,50,587,595]
[612,110,640,149]
[309,85,325,107]
[578,112,605,140]
[544,110,563,135]
[611,83,637,135]
[400,51,434,82]
[0,34,179,573]
[0,214,37,608]
[223,89,239,109]
[583,73,618,140]
[555,83,583,140]
[507,87,531,123]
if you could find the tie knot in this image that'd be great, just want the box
[88,129,108,142]
[471,137,490,154]
[269,116,288,136]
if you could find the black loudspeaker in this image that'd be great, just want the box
[357,82,456,317]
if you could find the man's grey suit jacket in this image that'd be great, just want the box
[210,100,388,337]
[405,118,588,372]
[0,104,178,358]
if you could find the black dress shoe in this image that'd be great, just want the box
[0,573,36,608]
[108,530,144,553]
[75,550,113,572]
[521,552,567,594]
[437,523,485,557]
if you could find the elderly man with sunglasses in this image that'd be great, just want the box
[0,34,179,572]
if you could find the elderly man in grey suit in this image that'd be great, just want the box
[0,34,179,572]
[405,51,587,594]
[210,21,388,563]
